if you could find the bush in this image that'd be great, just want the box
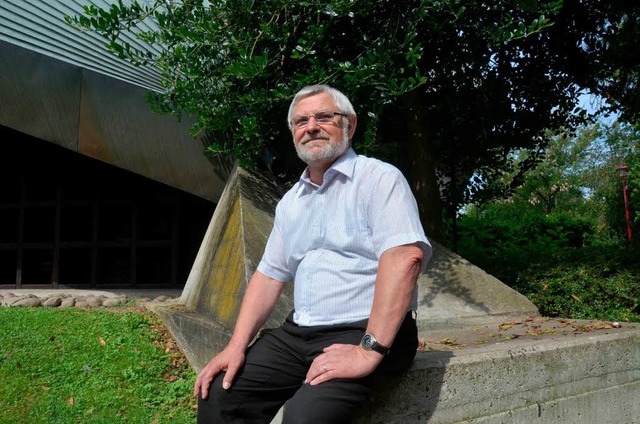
[450,205,640,323]
[512,247,640,322]
[452,207,593,282]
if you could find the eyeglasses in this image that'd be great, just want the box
[290,111,347,129]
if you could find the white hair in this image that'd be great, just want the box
[287,85,356,130]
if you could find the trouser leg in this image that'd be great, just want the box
[198,312,418,424]
[282,377,373,424]
[197,327,309,424]
[282,312,419,424]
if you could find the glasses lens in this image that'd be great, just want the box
[315,112,334,123]
[292,116,309,128]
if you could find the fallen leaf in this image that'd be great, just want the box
[67,397,74,406]
[499,324,512,331]
[99,337,106,346]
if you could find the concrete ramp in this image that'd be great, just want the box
[153,166,640,423]
[154,165,293,371]
[417,241,539,330]
[154,164,540,364]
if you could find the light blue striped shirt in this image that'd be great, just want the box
[257,148,431,326]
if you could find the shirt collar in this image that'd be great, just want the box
[298,148,357,192]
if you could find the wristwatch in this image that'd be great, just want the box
[360,333,390,356]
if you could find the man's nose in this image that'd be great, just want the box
[305,116,321,132]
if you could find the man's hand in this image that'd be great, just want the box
[194,342,246,400]
[304,343,383,386]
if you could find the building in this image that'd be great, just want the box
[0,1,228,289]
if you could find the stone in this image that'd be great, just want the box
[152,295,171,303]
[43,297,62,307]
[75,301,89,308]
[14,297,42,307]
[5,296,28,306]
[86,297,103,307]
[59,298,76,308]
[102,298,120,307]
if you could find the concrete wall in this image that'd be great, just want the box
[354,328,640,423]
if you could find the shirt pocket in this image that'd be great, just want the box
[324,216,370,253]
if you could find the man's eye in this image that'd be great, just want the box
[315,113,333,122]
[294,117,309,127]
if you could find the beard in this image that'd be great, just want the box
[295,126,350,165]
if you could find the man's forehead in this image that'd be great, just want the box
[294,92,336,113]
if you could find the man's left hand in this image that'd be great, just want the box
[305,343,383,385]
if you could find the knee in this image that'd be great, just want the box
[197,375,233,422]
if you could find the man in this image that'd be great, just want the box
[195,85,431,423]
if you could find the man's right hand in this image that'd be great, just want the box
[193,341,246,400]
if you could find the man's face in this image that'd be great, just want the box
[291,93,352,165]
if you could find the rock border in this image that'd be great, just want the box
[0,292,176,309]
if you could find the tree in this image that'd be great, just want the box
[475,121,639,244]
[67,0,640,243]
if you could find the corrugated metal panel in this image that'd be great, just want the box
[0,0,164,92]
[0,1,230,202]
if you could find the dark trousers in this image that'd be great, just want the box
[198,311,418,424]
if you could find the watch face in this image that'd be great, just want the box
[361,334,375,350]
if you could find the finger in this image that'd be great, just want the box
[305,359,332,384]
[222,362,241,390]
[309,367,335,386]
[200,371,214,400]
[193,375,202,398]
[198,363,222,400]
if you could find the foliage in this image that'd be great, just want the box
[66,1,640,242]
[66,0,446,168]
[452,206,640,323]
[487,121,640,239]
[453,203,593,282]
[513,247,640,322]
[451,119,640,324]
[0,306,196,423]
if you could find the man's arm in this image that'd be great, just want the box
[305,243,423,385]
[194,270,285,398]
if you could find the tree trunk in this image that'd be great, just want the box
[402,91,446,244]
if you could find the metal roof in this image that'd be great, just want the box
[0,0,164,91]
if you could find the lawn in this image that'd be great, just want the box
[0,304,196,423]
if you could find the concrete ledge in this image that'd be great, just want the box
[354,325,640,423]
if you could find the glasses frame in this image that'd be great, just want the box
[290,111,347,129]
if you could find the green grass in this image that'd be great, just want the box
[0,305,196,424]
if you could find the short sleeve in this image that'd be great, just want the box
[257,204,293,282]
[367,168,432,272]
